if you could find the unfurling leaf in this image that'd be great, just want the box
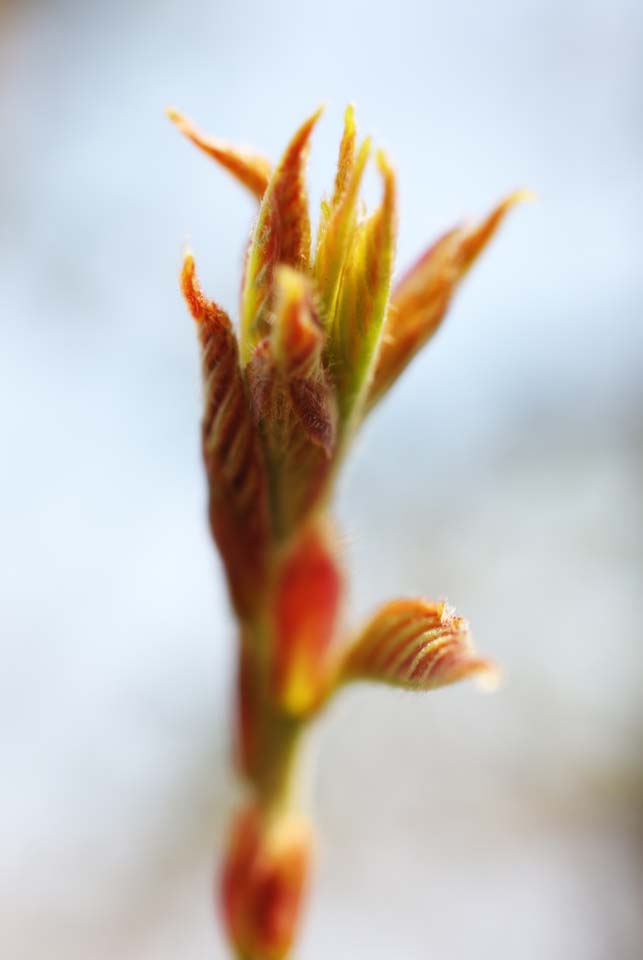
[240,108,323,363]
[272,524,342,714]
[368,190,532,408]
[181,253,270,617]
[221,803,312,960]
[340,598,499,692]
[329,150,397,425]
[166,107,271,199]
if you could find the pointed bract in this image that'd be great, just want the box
[340,598,499,692]
[167,108,271,199]
[181,253,271,617]
[240,108,323,363]
[368,190,532,408]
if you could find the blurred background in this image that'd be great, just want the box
[1,0,642,957]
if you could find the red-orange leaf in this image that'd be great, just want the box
[181,252,270,617]
[340,598,499,692]
[240,108,323,363]
[272,524,342,714]
[167,107,271,199]
[368,190,532,408]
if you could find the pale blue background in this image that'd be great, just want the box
[1,1,642,957]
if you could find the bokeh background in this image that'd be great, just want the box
[1,1,642,957]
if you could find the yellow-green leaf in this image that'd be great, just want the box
[329,150,397,425]
[315,119,371,328]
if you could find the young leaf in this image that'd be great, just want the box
[271,266,324,378]
[368,190,532,409]
[166,107,271,199]
[315,106,371,325]
[340,598,499,692]
[329,150,397,425]
[331,103,357,207]
[272,266,336,455]
[247,268,337,535]
[240,108,323,364]
[181,252,270,617]
[271,525,342,714]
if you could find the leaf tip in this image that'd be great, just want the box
[473,660,502,692]
[180,250,230,332]
[165,105,182,125]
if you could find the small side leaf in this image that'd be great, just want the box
[240,108,323,364]
[181,253,271,617]
[368,190,532,409]
[339,598,499,692]
[167,108,271,199]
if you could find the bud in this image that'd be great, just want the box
[172,105,522,960]
[221,805,312,960]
